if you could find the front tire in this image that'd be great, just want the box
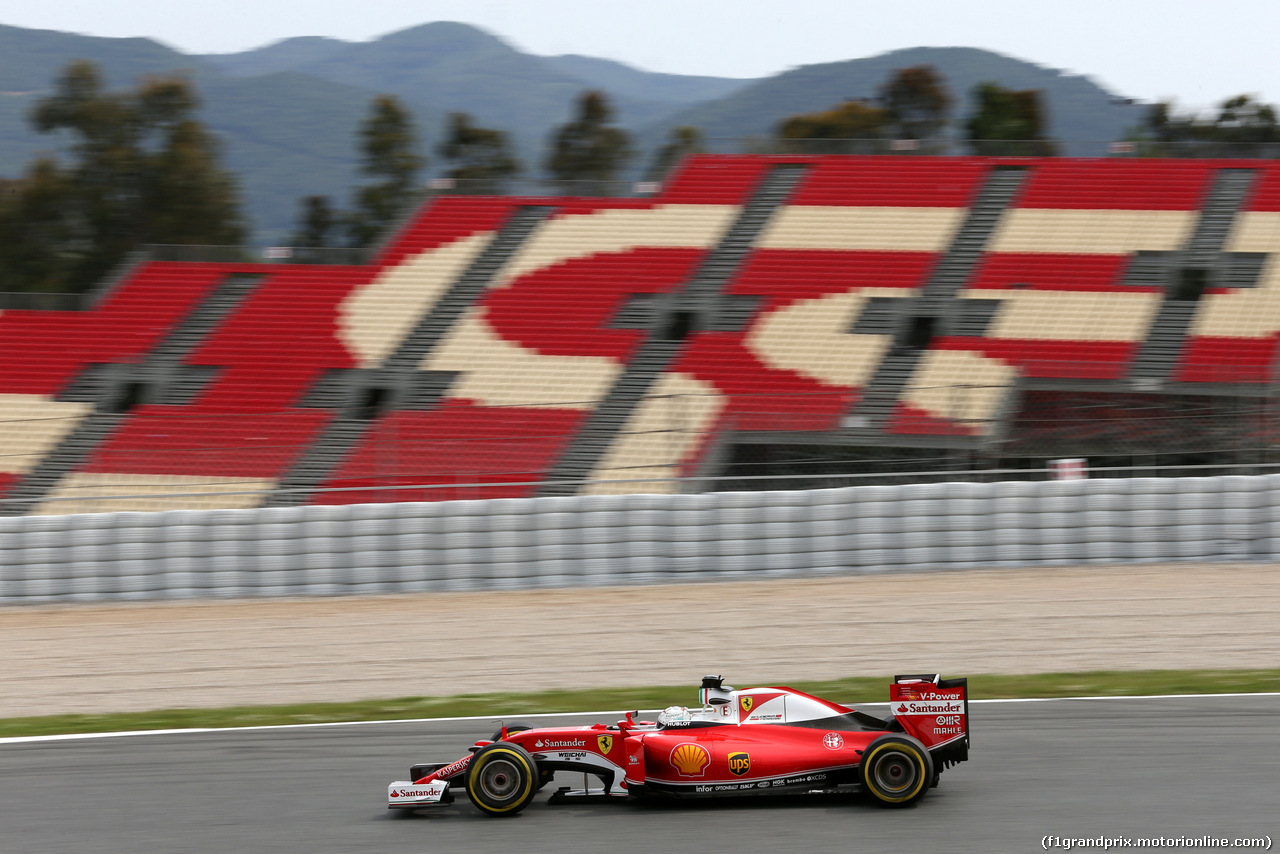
[490,724,553,790]
[466,742,539,817]
[859,735,934,807]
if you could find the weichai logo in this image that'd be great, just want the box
[670,743,710,777]
[727,752,751,776]
[739,696,754,715]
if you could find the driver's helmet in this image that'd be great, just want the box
[658,705,692,726]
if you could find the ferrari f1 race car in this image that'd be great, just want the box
[387,673,969,815]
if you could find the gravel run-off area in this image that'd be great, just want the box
[3,563,1278,718]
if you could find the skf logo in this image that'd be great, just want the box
[670,743,710,777]
[727,752,751,776]
[739,696,754,715]
[597,735,614,754]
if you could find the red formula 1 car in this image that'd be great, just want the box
[387,674,969,815]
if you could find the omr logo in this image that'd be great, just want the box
[727,752,751,776]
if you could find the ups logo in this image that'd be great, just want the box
[727,752,751,776]
[739,696,754,715]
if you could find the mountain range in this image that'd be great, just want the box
[0,20,1145,244]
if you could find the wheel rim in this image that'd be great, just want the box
[871,749,918,794]
[478,757,523,801]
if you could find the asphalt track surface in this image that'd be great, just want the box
[2,696,1276,854]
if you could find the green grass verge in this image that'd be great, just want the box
[5,669,1279,739]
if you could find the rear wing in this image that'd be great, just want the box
[889,674,970,766]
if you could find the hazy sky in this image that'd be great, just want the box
[0,0,1274,110]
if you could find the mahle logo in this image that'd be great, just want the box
[739,696,755,715]
[727,752,751,776]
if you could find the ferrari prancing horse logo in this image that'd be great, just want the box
[739,696,754,715]
[597,735,614,754]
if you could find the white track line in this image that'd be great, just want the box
[3,692,1278,746]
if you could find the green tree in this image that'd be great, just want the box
[645,126,705,183]
[544,90,633,195]
[0,161,79,292]
[438,112,521,194]
[291,195,340,248]
[965,82,1057,156]
[776,99,889,154]
[4,60,244,292]
[348,95,424,247]
[1133,95,1280,157]
[880,65,952,150]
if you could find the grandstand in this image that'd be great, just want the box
[2,154,1280,514]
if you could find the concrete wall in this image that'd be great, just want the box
[2,475,1276,603]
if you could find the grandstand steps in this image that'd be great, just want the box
[1128,167,1259,384]
[678,164,808,306]
[263,207,551,507]
[146,273,264,366]
[0,271,266,516]
[1184,168,1258,263]
[263,416,369,509]
[846,165,1027,433]
[920,167,1027,300]
[1128,301,1200,384]
[537,163,808,496]
[842,350,925,433]
[0,412,124,516]
[383,204,553,371]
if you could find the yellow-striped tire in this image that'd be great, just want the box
[859,735,934,807]
[466,742,539,817]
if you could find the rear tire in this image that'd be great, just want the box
[466,742,539,817]
[859,735,933,807]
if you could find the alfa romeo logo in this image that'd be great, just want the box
[823,732,844,750]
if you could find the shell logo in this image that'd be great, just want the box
[670,742,710,777]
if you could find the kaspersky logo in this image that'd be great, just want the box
[739,696,755,715]
[670,743,710,777]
